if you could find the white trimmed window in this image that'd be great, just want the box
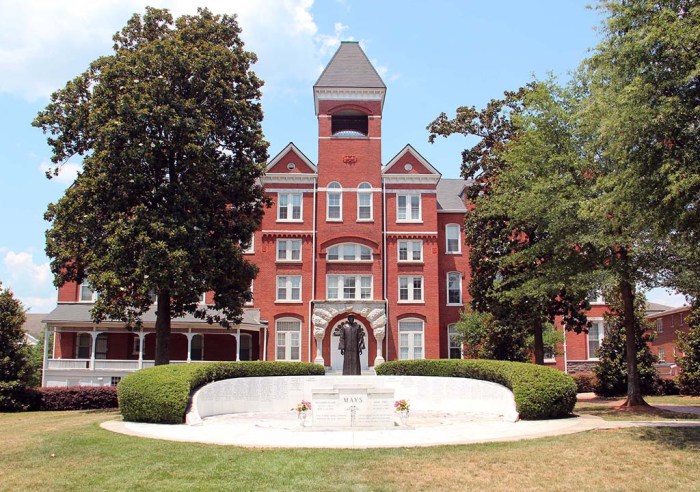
[397,194,421,222]
[95,333,108,359]
[276,318,301,361]
[76,333,92,358]
[671,315,675,328]
[327,243,372,261]
[327,182,342,221]
[79,282,97,302]
[398,240,422,262]
[658,347,666,362]
[445,224,461,253]
[245,281,254,306]
[277,193,302,221]
[656,318,663,333]
[588,290,605,304]
[241,237,254,254]
[276,276,301,302]
[327,275,372,300]
[448,324,461,359]
[277,239,302,261]
[447,272,462,305]
[239,333,253,361]
[399,319,424,360]
[399,276,423,302]
[587,320,605,360]
[199,292,207,304]
[357,182,373,221]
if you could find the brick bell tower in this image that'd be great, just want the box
[311,42,389,370]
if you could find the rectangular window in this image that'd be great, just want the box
[278,193,302,221]
[397,194,421,222]
[671,315,675,328]
[276,276,301,302]
[327,192,341,220]
[276,320,301,361]
[658,347,666,362]
[399,276,423,302]
[241,237,254,254]
[656,318,663,333]
[447,272,462,305]
[398,240,423,262]
[79,282,97,302]
[448,324,461,359]
[245,281,254,306]
[446,224,461,253]
[588,321,605,359]
[358,192,372,220]
[110,376,122,387]
[399,320,424,360]
[326,275,373,300]
[277,239,302,261]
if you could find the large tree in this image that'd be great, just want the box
[0,283,33,411]
[34,8,269,365]
[429,88,590,365]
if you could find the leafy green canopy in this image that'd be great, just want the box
[0,283,34,411]
[33,9,269,346]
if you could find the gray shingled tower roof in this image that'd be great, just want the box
[314,41,386,88]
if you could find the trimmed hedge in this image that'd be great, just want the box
[118,361,325,423]
[571,373,598,394]
[38,386,118,411]
[375,359,577,420]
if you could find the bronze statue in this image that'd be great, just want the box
[338,314,365,375]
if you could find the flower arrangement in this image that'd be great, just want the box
[293,400,312,414]
[394,399,410,414]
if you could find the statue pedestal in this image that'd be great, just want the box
[312,384,394,429]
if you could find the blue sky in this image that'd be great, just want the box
[0,0,687,312]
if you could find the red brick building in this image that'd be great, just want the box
[41,42,471,386]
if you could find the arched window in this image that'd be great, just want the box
[447,272,462,305]
[331,111,368,137]
[398,318,424,360]
[327,182,342,221]
[327,243,372,261]
[357,182,372,221]
[276,318,301,361]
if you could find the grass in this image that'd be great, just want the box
[1,410,700,491]
[575,395,700,421]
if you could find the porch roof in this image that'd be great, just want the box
[43,303,263,330]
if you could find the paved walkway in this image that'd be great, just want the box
[101,408,700,449]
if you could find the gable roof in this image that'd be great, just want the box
[383,144,441,176]
[266,142,317,173]
[314,41,386,89]
[437,179,469,212]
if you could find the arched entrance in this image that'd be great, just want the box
[329,318,369,372]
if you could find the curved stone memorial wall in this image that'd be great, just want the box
[187,375,519,426]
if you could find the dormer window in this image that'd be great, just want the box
[331,111,368,137]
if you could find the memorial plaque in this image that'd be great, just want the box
[311,385,395,428]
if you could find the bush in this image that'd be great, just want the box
[37,386,118,411]
[375,359,577,420]
[118,361,325,423]
[677,308,700,396]
[651,377,680,396]
[571,373,597,393]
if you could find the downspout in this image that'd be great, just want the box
[382,176,389,362]
[309,174,318,363]
[563,326,568,374]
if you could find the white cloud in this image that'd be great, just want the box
[22,295,58,314]
[4,250,52,286]
[39,161,82,184]
[646,287,689,309]
[0,0,338,101]
[316,22,350,56]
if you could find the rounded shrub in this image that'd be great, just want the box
[118,361,325,423]
[375,359,577,420]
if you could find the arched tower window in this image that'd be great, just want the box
[331,110,368,137]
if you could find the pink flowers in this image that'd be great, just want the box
[293,400,312,414]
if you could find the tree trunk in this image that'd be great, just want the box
[533,319,545,365]
[619,276,648,407]
[154,289,171,366]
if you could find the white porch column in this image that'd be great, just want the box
[137,332,145,369]
[41,325,50,387]
[262,323,268,361]
[89,330,102,371]
[235,329,241,361]
[186,330,194,363]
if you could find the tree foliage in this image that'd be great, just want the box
[0,283,34,411]
[676,304,700,395]
[593,290,657,396]
[33,8,269,364]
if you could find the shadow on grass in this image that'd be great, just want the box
[634,427,700,450]
[575,402,700,421]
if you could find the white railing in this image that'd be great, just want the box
[93,360,141,371]
[47,359,90,369]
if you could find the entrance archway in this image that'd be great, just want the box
[329,318,369,372]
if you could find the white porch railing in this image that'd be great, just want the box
[46,359,90,369]
[46,359,199,371]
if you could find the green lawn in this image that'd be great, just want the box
[575,395,700,421]
[1,410,700,491]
